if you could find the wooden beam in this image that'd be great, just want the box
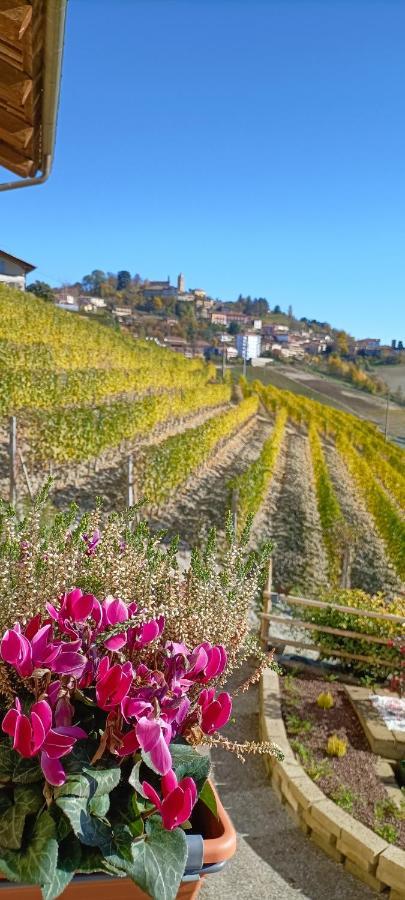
[266,613,397,646]
[268,634,396,668]
[0,108,33,149]
[0,59,32,105]
[0,3,32,43]
[270,593,405,625]
[0,139,35,176]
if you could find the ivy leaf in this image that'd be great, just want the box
[170,745,210,792]
[123,816,188,900]
[0,785,44,850]
[0,810,58,886]
[76,846,125,877]
[55,795,113,853]
[13,755,42,784]
[198,780,218,819]
[41,834,81,900]
[83,767,121,797]
[0,737,14,781]
[89,794,110,818]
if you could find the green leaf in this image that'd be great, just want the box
[198,780,218,819]
[76,846,125,877]
[0,737,14,781]
[89,794,110,818]
[83,767,121,797]
[170,745,210,792]
[13,755,42,784]
[55,795,113,853]
[129,760,147,797]
[41,834,81,900]
[0,785,44,850]
[121,816,188,900]
[0,810,58,886]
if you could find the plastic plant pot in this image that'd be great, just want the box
[0,783,236,899]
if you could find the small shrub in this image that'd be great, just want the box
[286,713,312,735]
[316,691,334,709]
[326,735,347,757]
[306,757,332,782]
[331,784,357,813]
[374,797,405,822]
[374,824,399,844]
[301,589,405,681]
[291,740,311,766]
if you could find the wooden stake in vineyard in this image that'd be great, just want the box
[231,488,239,534]
[9,416,17,507]
[127,454,134,507]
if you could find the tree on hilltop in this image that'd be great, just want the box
[26,280,55,302]
[117,270,131,291]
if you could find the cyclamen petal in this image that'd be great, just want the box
[148,732,172,776]
[1,627,32,677]
[136,717,161,752]
[40,752,66,786]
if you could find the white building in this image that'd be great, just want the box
[236,333,262,360]
[0,249,36,291]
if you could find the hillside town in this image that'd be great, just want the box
[0,250,403,367]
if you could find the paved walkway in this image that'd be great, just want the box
[201,680,378,900]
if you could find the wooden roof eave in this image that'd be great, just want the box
[0,0,67,191]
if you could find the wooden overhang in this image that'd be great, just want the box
[0,0,66,184]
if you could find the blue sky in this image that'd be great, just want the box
[1,0,404,342]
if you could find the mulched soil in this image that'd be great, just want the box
[279,673,405,849]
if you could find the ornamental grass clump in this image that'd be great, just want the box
[316,691,334,709]
[326,734,348,757]
[0,490,280,900]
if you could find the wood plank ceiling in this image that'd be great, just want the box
[0,1,45,177]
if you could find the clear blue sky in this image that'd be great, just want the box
[1,0,404,342]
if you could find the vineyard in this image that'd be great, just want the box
[0,285,404,601]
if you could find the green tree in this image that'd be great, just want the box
[228,321,241,335]
[81,270,107,296]
[26,280,55,302]
[117,270,131,291]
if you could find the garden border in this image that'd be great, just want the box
[260,669,405,898]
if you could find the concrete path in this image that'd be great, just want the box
[201,681,378,900]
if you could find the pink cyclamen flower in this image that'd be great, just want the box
[46,588,102,630]
[127,614,165,652]
[136,715,172,774]
[2,697,86,786]
[96,657,133,710]
[188,643,227,683]
[198,689,232,735]
[0,620,84,678]
[142,769,197,831]
[101,596,129,650]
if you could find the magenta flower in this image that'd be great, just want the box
[82,529,101,556]
[101,596,129,650]
[127,614,165,652]
[96,657,133,710]
[142,769,197,830]
[187,642,227,683]
[2,698,86,786]
[135,716,172,774]
[1,624,32,677]
[198,689,232,735]
[46,589,102,631]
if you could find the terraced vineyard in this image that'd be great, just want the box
[0,286,404,598]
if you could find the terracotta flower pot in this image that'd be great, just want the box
[0,784,236,900]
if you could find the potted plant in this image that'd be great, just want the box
[0,495,280,900]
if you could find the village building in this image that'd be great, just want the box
[0,249,36,291]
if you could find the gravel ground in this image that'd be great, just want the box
[323,441,402,596]
[263,428,329,596]
[280,676,405,848]
[201,676,378,900]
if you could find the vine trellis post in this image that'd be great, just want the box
[9,416,17,507]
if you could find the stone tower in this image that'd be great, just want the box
[177,272,185,293]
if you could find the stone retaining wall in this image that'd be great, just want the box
[260,669,405,898]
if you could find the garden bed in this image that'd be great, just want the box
[279,672,405,849]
